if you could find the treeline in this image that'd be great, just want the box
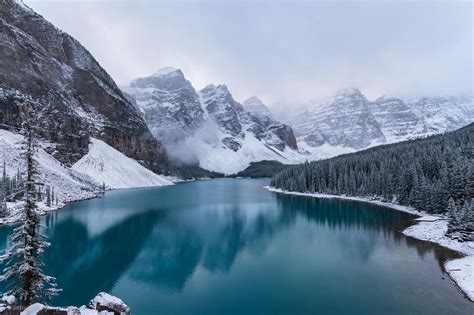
[271,123,474,241]
[1,161,59,218]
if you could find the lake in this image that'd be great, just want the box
[0,179,472,314]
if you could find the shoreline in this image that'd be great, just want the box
[0,178,178,226]
[264,185,474,302]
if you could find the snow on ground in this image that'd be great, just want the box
[264,186,474,301]
[15,292,129,314]
[72,138,173,189]
[0,129,98,224]
[446,256,474,301]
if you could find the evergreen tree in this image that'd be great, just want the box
[0,123,60,306]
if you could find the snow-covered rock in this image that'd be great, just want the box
[407,95,474,134]
[289,88,385,149]
[125,67,205,143]
[243,96,273,119]
[15,292,130,314]
[89,292,131,315]
[72,138,173,189]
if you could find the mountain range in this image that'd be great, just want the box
[0,0,473,180]
[284,88,474,154]
[125,67,301,174]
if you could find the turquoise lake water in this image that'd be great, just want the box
[0,179,472,314]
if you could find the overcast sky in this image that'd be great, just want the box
[25,0,473,106]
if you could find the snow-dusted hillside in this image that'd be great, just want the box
[72,138,173,189]
[0,129,173,224]
[0,129,98,223]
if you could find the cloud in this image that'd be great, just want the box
[26,0,473,105]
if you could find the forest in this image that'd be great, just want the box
[271,123,474,241]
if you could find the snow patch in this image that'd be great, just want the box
[72,138,173,189]
[446,256,474,301]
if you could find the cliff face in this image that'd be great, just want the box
[0,0,166,171]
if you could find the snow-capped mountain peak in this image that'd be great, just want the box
[243,96,273,119]
[152,66,180,77]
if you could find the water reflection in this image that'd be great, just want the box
[0,179,469,314]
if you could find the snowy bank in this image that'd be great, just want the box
[264,186,474,301]
[0,291,130,314]
[0,130,173,226]
[72,138,173,189]
[445,256,474,302]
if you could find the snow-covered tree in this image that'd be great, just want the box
[0,124,60,306]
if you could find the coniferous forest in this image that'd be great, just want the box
[271,123,474,241]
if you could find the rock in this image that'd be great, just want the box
[243,96,273,119]
[89,292,131,315]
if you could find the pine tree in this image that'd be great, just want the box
[0,123,60,306]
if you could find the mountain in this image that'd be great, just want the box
[287,88,473,154]
[243,96,273,119]
[0,0,166,171]
[127,67,205,144]
[126,68,302,174]
[407,96,474,134]
[289,88,385,149]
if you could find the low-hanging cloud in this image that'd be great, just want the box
[26,0,473,106]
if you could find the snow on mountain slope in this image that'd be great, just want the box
[72,138,173,189]
[126,68,304,174]
[243,96,273,119]
[125,68,205,144]
[287,89,474,154]
[0,129,98,223]
[407,96,474,134]
[166,120,304,174]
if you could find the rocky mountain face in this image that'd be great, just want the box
[288,88,474,151]
[0,0,166,171]
[126,68,299,174]
[199,84,297,151]
[407,96,474,134]
[243,96,273,119]
[290,88,385,149]
[126,67,205,144]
